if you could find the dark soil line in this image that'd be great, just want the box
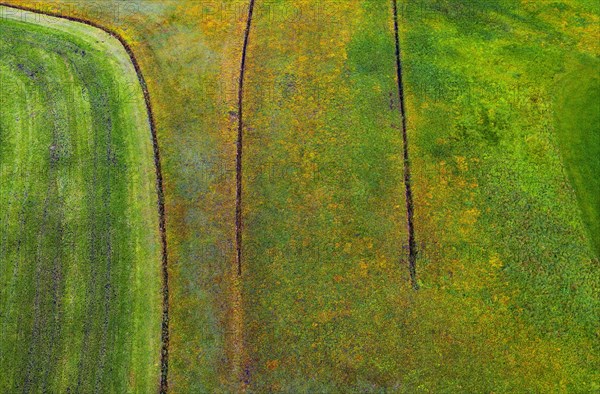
[0,3,171,392]
[236,0,256,277]
[392,0,419,290]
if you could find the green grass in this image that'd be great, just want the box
[242,0,600,391]
[554,59,600,257]
[242,1,413,391]
[0,6,162,392]
[0,3,252,391]
[1,1,598,392]
[400,0,599,390]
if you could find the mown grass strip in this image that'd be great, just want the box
[0,3,168,392]
[553,61,600,257]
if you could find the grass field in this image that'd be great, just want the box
[554,59,600,257]
[0,0,598,392]
[401,0,599,390]
[242,1,411,390]
[0,6,162,392]
[2,2,244,392]
[241,0,599,391]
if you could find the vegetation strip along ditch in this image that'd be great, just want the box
[236,0,256,277]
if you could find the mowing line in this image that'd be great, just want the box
[1,78,34,365]
[95,102,115,393]
[76,125,102,392]
[24,76,67,391]
[236,0,256,277]
[0,3,171,392]
[392,0,419,290]
[22,189,52,393]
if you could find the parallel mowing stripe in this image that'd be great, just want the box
[392,0,419,290]
[24,75,66,392]
[0,3,171,392]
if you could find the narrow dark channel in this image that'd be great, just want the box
[392,0,419,290]
[236,0,256,276]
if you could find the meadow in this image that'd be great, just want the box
[0,0,598,392]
